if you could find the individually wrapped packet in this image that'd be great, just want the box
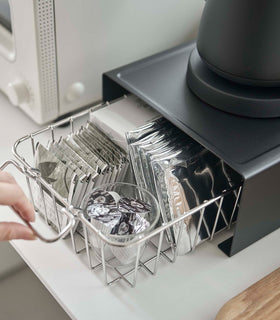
[67,134,110,186]
[87,190,121,248]
[86,121,126,158]
[34,118,130,237]
[125,117,168,145]
[138,131,190,192]
[155,144,223,243]
[85,189,151,266]
[151,150,186,245]
[142,138,187,195]
[35,143,75,199]
[64,135,107,173]
[161,150,241,255]
[72,133,114,184]
[164,159,211,254]
[76,125,130,185]
[192,151,241,227]
[127,120,202,245]
[48,140,104,211]
[129,131,160,189]
[82,124,129,183]
[30,180,69,231]
[90,95,161,151]
[34,143,79,230]
[48,141,88,179]
[126,117,242,256]
[126,118,168,180]
[109,211,150,265]
[78,127,119,165]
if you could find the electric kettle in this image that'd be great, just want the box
[187,0,280,118]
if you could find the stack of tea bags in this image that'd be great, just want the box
[31,95,160,232]
[126,119,241,255]
[33,121,129,230]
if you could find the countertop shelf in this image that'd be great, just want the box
[104,42,280,179]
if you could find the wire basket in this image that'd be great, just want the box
[10,100,243,287]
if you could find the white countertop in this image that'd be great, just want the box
[0,92,279,320]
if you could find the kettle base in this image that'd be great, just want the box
[187,48,280,118]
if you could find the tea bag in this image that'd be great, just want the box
[200,152,241,225]
[138,131,192,193]
[64,135,107,173]
[35,143,75,199]
[162,149,241,254]
[48,141,87,179]
[34,116,131,238]
[90,95,161,151]
[86,121,126,158]
[126,117,168,145]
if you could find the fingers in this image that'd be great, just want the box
[0,222,36,241]
[0,171,16,184]
[0,182,35,222]
[0,172,36,241]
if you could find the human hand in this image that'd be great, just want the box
[0,171,36,241]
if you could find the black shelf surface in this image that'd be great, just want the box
[103,42,280,180]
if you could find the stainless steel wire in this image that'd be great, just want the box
[9,99,242,287]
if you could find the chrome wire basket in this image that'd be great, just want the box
[8,100,242,287]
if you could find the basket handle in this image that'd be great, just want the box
[0,160,76,243]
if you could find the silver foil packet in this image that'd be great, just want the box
[126,118,241,255]
[125,117,167,145]
[86,189,150,265]
[34,121,130,235]
[118,197,151,215]
[35,143,75,199]
[86,190,150,235]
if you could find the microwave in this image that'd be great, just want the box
[0,0,203,124]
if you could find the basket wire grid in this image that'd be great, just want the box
[10,100,242,287]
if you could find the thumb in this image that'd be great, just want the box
[0,222,36,241]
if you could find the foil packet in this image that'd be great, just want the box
[34,120,130,235]
[35,143,75,199]
[85,190,150,265]
[125,117,168,145]
[154,149,241,254]
[126,118,241,255]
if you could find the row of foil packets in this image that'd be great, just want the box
[32,121,129,230]
[126,118,242,255]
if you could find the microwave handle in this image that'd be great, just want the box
[0,160,76,243]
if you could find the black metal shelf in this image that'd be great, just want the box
[103,42,280,257]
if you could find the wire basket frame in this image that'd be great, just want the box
[12,99,243,287]
[0,160,76,242]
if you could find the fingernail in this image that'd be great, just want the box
[28,235,37,240]
[29,211,36,222]
[26,229,37,240]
